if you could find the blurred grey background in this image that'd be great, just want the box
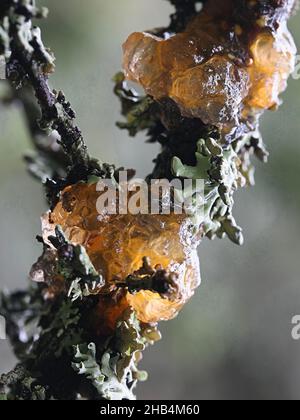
[1,0,300,400]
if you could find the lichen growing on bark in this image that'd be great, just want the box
[0,0,297,400]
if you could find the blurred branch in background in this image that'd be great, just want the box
[1,84,69,181]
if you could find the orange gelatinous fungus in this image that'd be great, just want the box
[42,183,201,324]
[123,0,296,141]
